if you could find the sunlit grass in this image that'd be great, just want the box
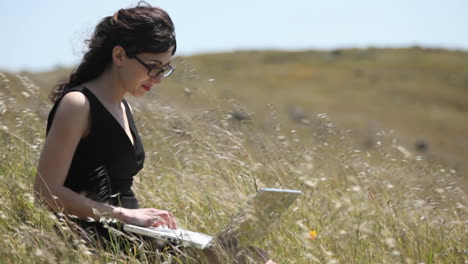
[0,49,467,263]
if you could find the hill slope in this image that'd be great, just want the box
[0,47,466,263]
[22,47,468,178]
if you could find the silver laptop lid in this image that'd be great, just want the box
[214,188,302,247]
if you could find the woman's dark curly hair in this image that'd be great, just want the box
[50,1,176,102]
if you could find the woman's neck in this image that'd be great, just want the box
[84,68,126,107]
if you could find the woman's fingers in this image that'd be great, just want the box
[159,211,177,229]
[150,210,177,229]
[165,212,177,229]
[151,221,162,227]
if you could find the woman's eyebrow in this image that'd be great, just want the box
[148,59,172,66]
[148,59,163,64]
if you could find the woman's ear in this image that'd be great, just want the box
[112,45,127,67]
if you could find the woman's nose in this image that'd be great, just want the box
[150,75,162,84]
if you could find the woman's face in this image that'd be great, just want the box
[118,49,173,97]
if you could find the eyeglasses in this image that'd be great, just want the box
[134,55,175,78]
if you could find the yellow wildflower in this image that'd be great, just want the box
[309,230,317,240]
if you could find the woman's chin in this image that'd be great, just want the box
[133,92,147,98]
[129,87,150,98]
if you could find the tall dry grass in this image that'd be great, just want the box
[0,70,466,264]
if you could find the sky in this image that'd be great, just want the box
[1,0,467,72]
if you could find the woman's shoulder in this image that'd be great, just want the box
[49,89,91,127]
[57,90,90,114]
[46,89,91,137]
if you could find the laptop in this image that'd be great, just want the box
[123,188,302,249]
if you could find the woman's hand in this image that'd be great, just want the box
[114,207,177,229]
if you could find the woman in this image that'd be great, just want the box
[35,2,177,231]
[34,2,274,263]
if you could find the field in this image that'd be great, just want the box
[0,48,467,263]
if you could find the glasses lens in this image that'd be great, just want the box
[149,66,174,78]
[161,67,174,77]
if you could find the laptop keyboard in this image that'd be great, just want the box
[149,227,183,236]
[149,227,213,246]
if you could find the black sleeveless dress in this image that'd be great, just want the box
[46,85,145,209]
[47,87,177,256]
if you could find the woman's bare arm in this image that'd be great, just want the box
[34,91,114,219]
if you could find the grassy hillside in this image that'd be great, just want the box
[0,48,467,263]
[18,48,468,178]
[169,48,468,179]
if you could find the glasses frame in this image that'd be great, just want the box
[134,55,174,78]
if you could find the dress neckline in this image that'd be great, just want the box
[80,86,137,149]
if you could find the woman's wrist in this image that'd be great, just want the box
[112,206,124,221]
